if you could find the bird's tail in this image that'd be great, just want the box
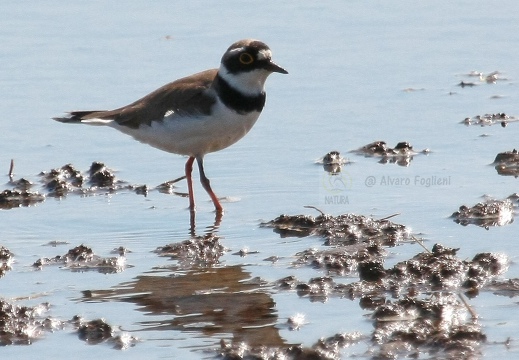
[52,111,109,124]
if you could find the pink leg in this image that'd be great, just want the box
[196,156,223,213]
[185,156,196,211]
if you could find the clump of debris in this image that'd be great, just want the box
[452,196,517,229]
[294,244,386,276]
[385,244,508,294]
[0,189,45,210]
[154,234,227,267]
[370,292,485,359]
[0,299,138,349]
[457,70,508,88]
[39,162,125,197]
[351,141,429,166]
[317,151,349,174]
[72,316,138,350]
[0,246,14,277]
[262,207,510,358]
[1,161,186,210]
[270,239,507,359]
[39,163,85,196]
[275,243,507,300]
[33,244,127,274]
[461,113,516,127]
[262,212,411,246]
[0,300,62,345]
[218,332,363,360]
[494,150,519,177]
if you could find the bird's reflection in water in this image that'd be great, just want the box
[169,177,222,235]
[189,207,223,236]
[81,210,285,348]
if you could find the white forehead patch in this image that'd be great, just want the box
[228,46,246,55]
[228,46,272,61]
[257,49,272,61]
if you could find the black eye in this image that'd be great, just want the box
[239,53,254,65]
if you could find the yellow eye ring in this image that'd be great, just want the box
[239,53,254,65]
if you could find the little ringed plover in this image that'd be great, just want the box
[54,39,287,213]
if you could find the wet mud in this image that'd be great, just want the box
[1,161,518,358]
[0,299,135,349]
[263,212,511,359]
[1,162,185,210]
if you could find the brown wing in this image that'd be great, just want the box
[59,69,218,129]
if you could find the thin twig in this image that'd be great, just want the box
[8,159,14,182]
[169,175,186,184]
[458,292,478,320]
[303,205,325,216]
[379,213,400,221]
[411,235,431,253]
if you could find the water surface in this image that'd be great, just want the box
[2,1,519,358]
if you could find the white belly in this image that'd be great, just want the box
[110,101,261,157]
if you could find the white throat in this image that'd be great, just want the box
[218,64,270,96]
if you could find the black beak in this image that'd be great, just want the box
[265,60,288,74]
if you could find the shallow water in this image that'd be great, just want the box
[2,0,519,358]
